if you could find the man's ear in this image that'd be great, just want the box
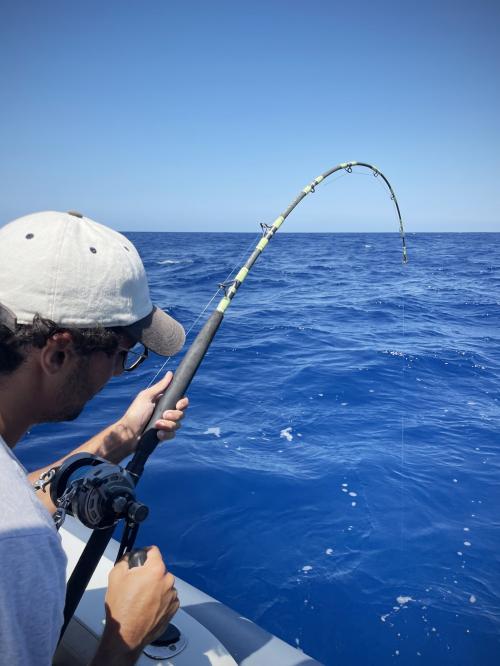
[39,331,75,375]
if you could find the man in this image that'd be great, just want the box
[0,210,189,664]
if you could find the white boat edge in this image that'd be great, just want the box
[54,516,323,665]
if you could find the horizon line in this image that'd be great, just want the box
[121,229,500,234]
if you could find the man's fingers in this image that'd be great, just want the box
[156,424,181,441]
[161,409,184,421]
[113,553,133,572]
[142,546,167,574]
[156,418,181,430]
[176,397,189,410]
[146,371,173,398]
[144,378,188,414]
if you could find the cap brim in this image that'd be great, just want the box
[124,306,185,356]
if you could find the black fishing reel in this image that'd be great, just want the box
[45,453,149,531]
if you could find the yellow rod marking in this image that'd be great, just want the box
[235,267,249,283]
[273,216,285,229]
[216,296,231,313]
[303,184,312,194]
[314,175,324,184]
[257,237,268,251]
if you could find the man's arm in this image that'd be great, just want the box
[29,371,188,514]
[90,547,179,666]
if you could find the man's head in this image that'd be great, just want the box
[0,313,131,421]
[0,211,185,424]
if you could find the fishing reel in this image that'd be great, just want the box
[40,453,149,532]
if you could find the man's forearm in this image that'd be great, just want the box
[90,637,141,666]
[28,419,137,514]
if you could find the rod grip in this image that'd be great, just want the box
[126,309,224,478]
[150,309,224,425]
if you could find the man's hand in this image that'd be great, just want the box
[119,371,189,452]
[29,371,188,514]
[91,546,179,665]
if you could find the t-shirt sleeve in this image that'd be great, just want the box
[0,529,66,665]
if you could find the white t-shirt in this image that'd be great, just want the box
[0,435,67,665]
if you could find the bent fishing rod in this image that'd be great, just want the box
[59,161,408,638]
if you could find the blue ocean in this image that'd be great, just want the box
[18,232,500,665]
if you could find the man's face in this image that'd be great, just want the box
[45,344,128,423]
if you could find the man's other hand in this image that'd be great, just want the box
[92,546,179,665]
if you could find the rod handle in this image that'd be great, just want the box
[127,309,224,479]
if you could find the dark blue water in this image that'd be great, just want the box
[18,233,500,665]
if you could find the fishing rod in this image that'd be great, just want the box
[58,161,407,639]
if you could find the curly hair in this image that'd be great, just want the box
[0,315,122,375]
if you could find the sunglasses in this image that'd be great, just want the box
[118,342,149,372]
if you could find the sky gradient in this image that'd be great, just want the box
[1,0,499,232]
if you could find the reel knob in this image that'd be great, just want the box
[128,548,148,568]
[127,501,149,523]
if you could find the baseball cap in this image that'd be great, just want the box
[0,211,185,356]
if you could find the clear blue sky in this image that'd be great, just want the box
[1,0,498,232]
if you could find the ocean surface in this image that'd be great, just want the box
[18,232,500,665]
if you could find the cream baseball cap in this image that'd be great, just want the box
[0,211,185,356]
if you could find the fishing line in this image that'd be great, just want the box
[315,171,350,187]
[147,231,262,387]
[400,261,407,546]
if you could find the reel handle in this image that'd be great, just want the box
[128,548,148,568]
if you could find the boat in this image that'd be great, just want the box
[54,516,322,665]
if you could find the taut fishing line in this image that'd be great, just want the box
[147,231,262,387]
[56,161,408,640]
